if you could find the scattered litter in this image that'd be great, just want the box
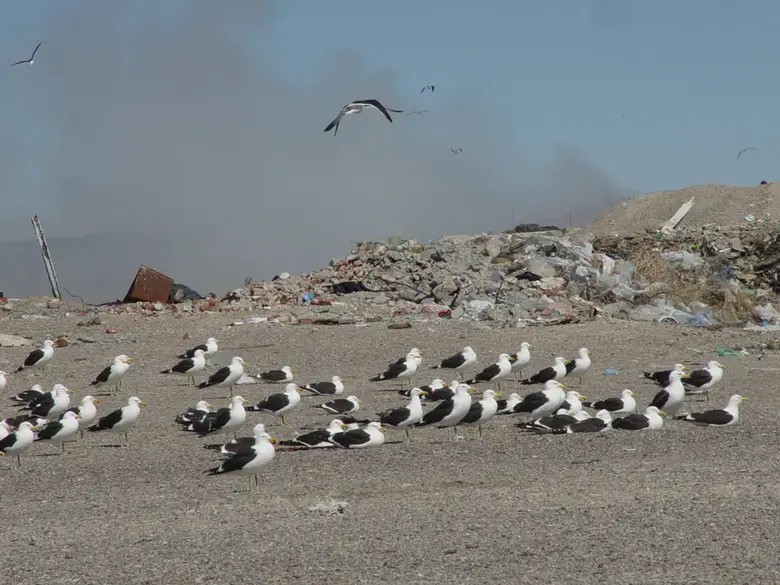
[247,316,268,324]
[603,368,619,376]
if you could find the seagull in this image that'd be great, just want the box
[10,383,44,404]
[612,406,665,431]
[371,348,422,388]
[187,396,248,439]
[513,380,568,419]
[737,147,757,159]
[25,384,70,418]
[62,395,100,440]
[642,363,686,387]
[198,356,246,397]
[0,371,7,392]
[450,148,463,154]
[517,408,589,434]
[583,389,637,416]
[496,392,523,415]
[179,337,218,360]
[299,376,344,396]
[161,349,207,384]
[681,361,724,401]
[87,396,147,445]
[16,339,54,373]
[278,419,347,449]
[400,378,445,399]
[248,383,301,425]
[34,411,81,453]
[0,421,12,442]
[431,346,477,379]
[258,365,293,384]
[323,99,404,137]
[175,400,213,426]
[420,85,435,93]
[11,41,42,67]
[564,348,591,386]
[554,410,613,434]
[464,353,515,390]
[521,356,567,385]
[377,388,427,440]
[459,389,499,439]
[416,383,475,439]
[649,370,687,416]
[206,430,277,491]
[90,354,132,394]
[509,342,532,381]
[211,422,269,456]
[328,421,386,449]
[0,421,39,466]
[675,394,746,427]
[318,395,360,416]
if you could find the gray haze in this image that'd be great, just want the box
[0,1,632,302]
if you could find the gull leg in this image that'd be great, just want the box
[16,455,21,467]
[280,415,286,426]
[478,425,483,440]
[61,442,66,454]
[124,432,129,446]
[405,428,411,442]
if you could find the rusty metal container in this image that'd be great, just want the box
[123,265,174,303]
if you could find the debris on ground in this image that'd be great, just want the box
[308,498,350,516]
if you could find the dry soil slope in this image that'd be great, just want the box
[586,182,780,237]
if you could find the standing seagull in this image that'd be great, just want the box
[63,395,100,440]
[34,411,81,454]
[16,339,55,373]
[259,366,293,384]
[675,394,746,427]
[248,383,301,425]
[377,388,427,440]
[299,375,344,396]
[0,421,38,467]
[416,383,475,439]
[612,406,665,431]
[90,354,132,394]
[206,431,277,491]
[513,380,568,419]
[420,85,435,93]
[198,356,246,397]
[323,99,404,137]
[179,337,218,360]
[643,363,686,387]
[649,370,687,417]
[509,342,532,381]
[521,356,567,385]
[86,396,147,446]
[459,389,499,439]
[161,349,207,385]
[564,348,591,386]
[11,41,42,67]
[370,348,422,388]
[465,353,515,390]
[431,346,477,379]
[318,395,360,416]
[681,361,724,401]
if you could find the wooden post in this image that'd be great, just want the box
[31,214,62,299]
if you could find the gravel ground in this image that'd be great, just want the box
[1,311,779,585]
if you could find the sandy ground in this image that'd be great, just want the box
[1,311,779,585]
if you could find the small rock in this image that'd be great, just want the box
[388,322,412,329]
[77,336,97,344]
[78,316,102,326]
[53,336,69,348]
[105,327,118,334]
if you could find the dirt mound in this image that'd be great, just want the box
[586,182,780,237]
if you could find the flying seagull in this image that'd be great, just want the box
[737,147,757,159]
[323,99,404,137]
[11,42,42,67]
[420,85,435,93]
[450,148,463,154]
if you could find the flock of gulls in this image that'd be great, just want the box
[0,334,746,491]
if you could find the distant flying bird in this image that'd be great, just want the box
[11,42,42,67]
[405,110,430,116]
[450,148,463,154]
[737,147,757,159]
[323,99,404,137]
[420,85,435,93]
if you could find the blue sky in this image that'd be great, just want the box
[1,0,778,299]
